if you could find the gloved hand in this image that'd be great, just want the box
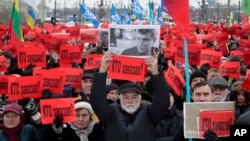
[21,98,38,116]
[41,88,52,99]
[22,64,35,76]
[204,129,220,141]
[53,115,63,128]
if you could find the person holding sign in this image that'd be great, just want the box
[48,101,104,141]
[90,52,170,141]
[0,103,46,141]
[121,29,158,56]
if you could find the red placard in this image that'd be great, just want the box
[243,50,250,65]
[86,54,103,70]
[33,69,65,93]
[17,46,46,69]
[175,43,201,65]
[230,50,244,59]
[242,69,250,90]
[164,65,185,96]
[80,29,99,43]
[54,68,83,88]
[200,49,222,68]
[108,55,146,82]
[65,25,80,38]
[164,47,176,61]
[0,75,9,94]
[59,44,83,66]
[50,33,70,53]
[7,76,42,100]
[0,56,8,72]
[220,62,240,78]
[40,98,75,124]
[199,110,234,138]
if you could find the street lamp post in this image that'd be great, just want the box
[238,0,241,23]
[54,0,56,19]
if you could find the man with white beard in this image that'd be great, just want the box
[90,52,170,141]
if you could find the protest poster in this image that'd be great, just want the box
[108,55,146,82]
[175,43,201,65]
[243,50,250,65]
[33,69,65,93]
[184,102,234,138]
[80,29,99,43]
[86,54,103,70]
[242,69,250,90]
[220,62,240,78]
[54,68,83,88]
[50,33,70,53]
[164,64,185,96]
[199,49,222,68]
[17,46,46,69]
[99,29,109,49]
[59,44,83,66]
[40,98,75,124]
[198,110,234,138]
[0,75,9,94]
[65,25,80,38]
[230,50,244,59]
[7,76,42,100]
[0,56,8,72]
[109,24,160,57]
[164,46,176,61]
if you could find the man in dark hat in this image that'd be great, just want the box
[81,70,94,101]
[207,77,229,102]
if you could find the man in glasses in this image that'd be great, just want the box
[121,29,158,56]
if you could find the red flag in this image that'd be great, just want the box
[165,0,190,35]
[242,13,247,26]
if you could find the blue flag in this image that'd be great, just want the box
[111,4,122,24]
[157,6,163,25]
[148,1,155,25]
[131,0,143,19]
[123,6,131,24]
[27,7,36,28]
[79,3,99,28]
[161,0,168,13]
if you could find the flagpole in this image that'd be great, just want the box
[226,0,231,26]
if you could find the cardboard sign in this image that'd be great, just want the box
[242,69,250,90]
[108,55,146,82]
[0,75,9,94]
[80,29,99,43]
[33,69,65,93]
[59,44,83,66]
[86,54,103,70]
[17,46,46,69]
[0,56,8,72]
[164,65,185,96]
[220,62,240,78]
[54,68,83,88]
[199,110,234,138]
[175,43,201,65]
[40,98,75,124]
[243,50,250,65]
[184,102,235,138]
[200,49,222,68]
[7,76,42,100]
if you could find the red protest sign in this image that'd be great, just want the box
[220,62,240,78]
[17,46,46,69]
[54,68,83,88]
[164,64,185,96]
[164,47,176,61]
[65,25,80,38]
[243,50,250,65]
[18,42,37,48]
[175,43,201,65]
[7,76,42,100]
[108,55,146,82]
[0,56,8,72]
[86,54,103,70]
[199,110,234,138]
[50,33,70,53]
[60,44,83,66]
[0,75,9,94]
[200,49,222,68]
[80,29,99,43]
[33,69,65,93]
[40,98,75,124]
[242,69,250,90]
[230,50,244,59]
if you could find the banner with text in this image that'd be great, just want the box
[86,54,103,70]
[220,62,240,78]
[40,98,75,124]
[0,75,9,94]
[80,29,99,43]
[59,44,83,66]
[199,49,222,68]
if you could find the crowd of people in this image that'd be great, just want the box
[0,19,250,141]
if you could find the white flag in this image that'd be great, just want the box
[22,0,41,12]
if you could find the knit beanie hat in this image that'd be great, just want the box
[3,103,23,116]
[189,70,207,85]
[75,101,94,116]
[105,83,119,94]
[237,111,250,125]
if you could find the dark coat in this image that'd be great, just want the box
[90,72,170,141]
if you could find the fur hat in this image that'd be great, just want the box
[75,101,94,116]
[3,103,23,116]
[189,70,207,85]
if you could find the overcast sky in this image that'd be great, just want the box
[48,0,238,9]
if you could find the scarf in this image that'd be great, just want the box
[70,120,95,141]
[1,122,23,141]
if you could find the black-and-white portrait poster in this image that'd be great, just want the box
[98,29,109,49]
[109,25,160,57]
